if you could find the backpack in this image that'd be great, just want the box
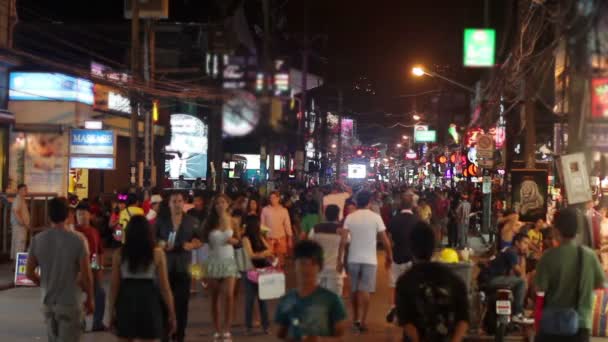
[412,278,459,342]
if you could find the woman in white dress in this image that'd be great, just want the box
[202,194,239,341]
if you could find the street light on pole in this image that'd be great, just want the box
[411,65,475,94]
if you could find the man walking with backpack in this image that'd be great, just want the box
[395,222,469,342]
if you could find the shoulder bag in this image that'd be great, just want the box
[539,246,583,336]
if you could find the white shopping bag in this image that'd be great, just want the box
[258,271,286,300]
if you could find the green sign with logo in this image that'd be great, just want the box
[414,130,437,143]
[463,28,496,67]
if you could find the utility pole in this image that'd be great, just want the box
[296,3,310,183]
[143,19,155,188]
[129,0,140,189]
[336,89,343,181]
[259,0,272,195]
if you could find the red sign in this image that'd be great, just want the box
[592,78,608,118]
[465,127,485,147]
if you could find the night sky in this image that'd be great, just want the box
[17,0,496,142]
[18,0,490,91]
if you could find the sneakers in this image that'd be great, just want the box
[386,307,396,323]
[512,313,534,325]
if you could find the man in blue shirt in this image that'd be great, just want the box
[275,240,347,340]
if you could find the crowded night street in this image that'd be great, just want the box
[1,0,608,342]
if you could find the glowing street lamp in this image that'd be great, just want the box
[413,114,421,121]
[412,66,425,77]
[402,135,409,140]
[411,65,475,93]
[396,143,403,148]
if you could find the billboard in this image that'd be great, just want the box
[463,28,496,67]
[347,164,366,179]
[9,72,94,104]
[511,169,548,222]
[165,114,208,179]
[24,133,68,194]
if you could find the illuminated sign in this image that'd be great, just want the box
[165,114,208,179]
[347,164,366,179]
[222,91,260,137]
[166,114,207,154]
[94,84,130,113]
[69,156,115,170]
[592,78,608,118]
[414,130,437,143]
[463,28,496,67]
[405,151,418,160]
[9,72,94,104]
[90,62,131,83]
[108,92,130,112]
[465,127,485,147]
[70,129,115,155]
[84,121,103,130]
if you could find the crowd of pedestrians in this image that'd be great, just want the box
[11,179,608,342]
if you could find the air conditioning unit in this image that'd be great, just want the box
[124,0,169,19]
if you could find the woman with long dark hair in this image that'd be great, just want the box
[109,215,176,341]
[246,198,261,217]
[242,214,273,334]
[202,194,239,341]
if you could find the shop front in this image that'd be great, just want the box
[7,71,96,195]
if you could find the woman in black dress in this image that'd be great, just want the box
[109,215,176,341]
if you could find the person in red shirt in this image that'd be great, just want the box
[75,202,107,332]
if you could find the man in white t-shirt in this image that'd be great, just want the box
[322,182,352,221]
[340,190,393,333]
[309,204,346,296]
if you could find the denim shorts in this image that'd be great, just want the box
[347,263,377,293]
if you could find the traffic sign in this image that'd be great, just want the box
[476,134,495,159]
[464,28,496,67]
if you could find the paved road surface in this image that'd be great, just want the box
[0,253,403,342]
[1,250,607,341]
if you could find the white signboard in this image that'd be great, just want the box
[347,164,366,179]
[559,153,592,205]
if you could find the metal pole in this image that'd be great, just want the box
[336,89,343,181]
[425,70,475,93]
[129,0,140,188]
[149,20,156,185]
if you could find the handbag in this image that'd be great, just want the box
[539,246,583,336]
[246,266,278,284]
[234,247,253,272]
[258,270,286,300]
